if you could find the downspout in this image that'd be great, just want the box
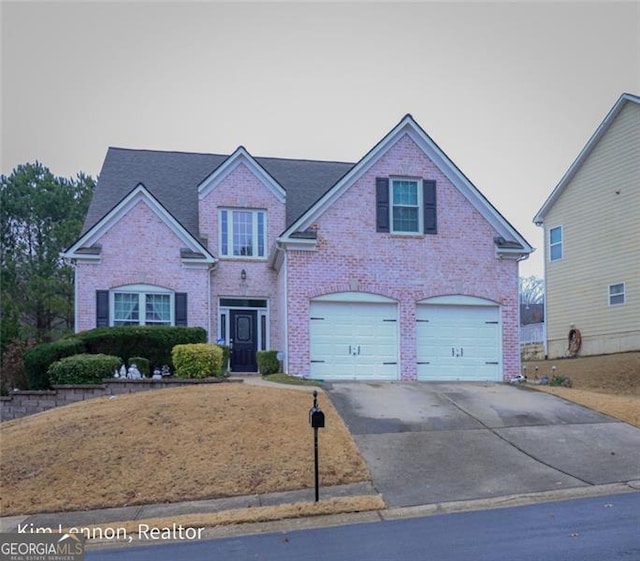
[73,261,78,333]
[208,263,216,343]
[283,251,289,375]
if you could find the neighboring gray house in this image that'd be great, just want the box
[534,93,640,358]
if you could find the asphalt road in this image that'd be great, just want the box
[86,492,640,561]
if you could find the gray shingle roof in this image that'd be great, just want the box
[83,148,354,239]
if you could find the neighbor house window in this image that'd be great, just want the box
[549,226,563,261]
[391,179,422,234]
[112,287,173,326]
[609,283,625,306]
[220,209,266,258]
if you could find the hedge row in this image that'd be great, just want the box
[24,326,207,389]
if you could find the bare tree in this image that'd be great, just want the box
[519,276,544,305]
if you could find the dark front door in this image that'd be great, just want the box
[230,309,258,372]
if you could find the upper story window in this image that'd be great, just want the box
[376,177,437,235]
[609,282,625,306]
[549,226,563,261]
[112,286,174,326]
[391,179,422,234]
[220,209,266,259]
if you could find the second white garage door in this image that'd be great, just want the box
[309,294,398,380]
[417,297,502,381]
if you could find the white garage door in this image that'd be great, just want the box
[309,294,398,380]
[417,299,501,381]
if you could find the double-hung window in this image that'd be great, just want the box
[609,283,625,306]
[391,179,422,234]
[376,177,436,235]
[112,287,173,326]
[549,226,563,261]
[220,209,266,258]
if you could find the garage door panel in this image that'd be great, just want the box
[310,300,398,380]
[417,304,501,381]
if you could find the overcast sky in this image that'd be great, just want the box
[2,1,639,277]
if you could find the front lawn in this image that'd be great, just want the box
[524,352,640,427]
[0,384,370,516]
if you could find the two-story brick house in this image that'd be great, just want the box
[63,114,532,380]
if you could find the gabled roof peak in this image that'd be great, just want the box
[534,92,639,223]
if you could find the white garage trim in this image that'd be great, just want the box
[309,296,399,380]
[312,292,397,303]
[416,300,502,382]
[418,295,499,306]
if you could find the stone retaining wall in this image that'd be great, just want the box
[0,378,227,422]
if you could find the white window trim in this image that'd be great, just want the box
[110,284,175,326]
[549,225,563,262]
[390,178,423,235]
[608,282,626,307]
[219,208,267,260]
[218,299,269,351]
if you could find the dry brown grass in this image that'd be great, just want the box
[79,495,385,539]
[0,384,369,516]
[525,352,640,427]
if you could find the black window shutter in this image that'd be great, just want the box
[96,290,109,327]
[376,177,390,233]
[175,293,188,326]
[423,180,437,234]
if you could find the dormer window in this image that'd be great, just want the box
[219,209,266,259]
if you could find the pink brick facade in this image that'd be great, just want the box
[69,115,529,380]
[284,135,520,380]
[75,201,210,333]
[198,162,286,352]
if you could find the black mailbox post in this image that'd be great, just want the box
[309,390,325,501]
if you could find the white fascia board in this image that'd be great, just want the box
[275,236,318,251]
[495,247,531,261]
[280,115,532,254]
[63,184,216,264]
[198,146,286,203]
[534,93,640,225]
[403,126,532,253]
[281,116,417,238]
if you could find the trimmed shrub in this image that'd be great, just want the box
[128,356,150,376]
[257,350,280,376]
[218,345,230,376]
[48,354,122,385]
[172,344,223,379]
[80,326,207,369]
[23,337,86,390]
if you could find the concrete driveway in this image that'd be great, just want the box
[326,382,640,508]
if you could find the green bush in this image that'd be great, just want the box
[550,374,572,388]
[80,326,207,369]
[48,354,122,385]
[217,345,230,376]
[172,344,223,379]
[257,350,280,376]
[23,337,86,390]
[128,356,150,376]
